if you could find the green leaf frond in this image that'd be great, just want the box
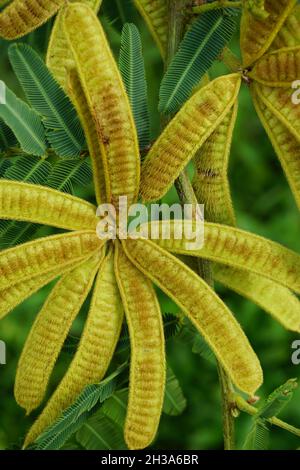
[30,364,127,450]
[8,43,85,158]
[0,83,46,156]
[46,158,92,194]
[119,23,150,153]
[0,118,18,151]
[159,9,238,114]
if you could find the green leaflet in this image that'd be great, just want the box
[0,158,11,176]
[0,118,17,151]
[76,411,126,450]
[258,378,297,419]
[8,43,85,157]
[159,9,237,114]
[163,366,187,417]
[243,379,297,450]
[243,419,270,450]
[0,83,46,156]
[4,155,51,184]
[31,364,127,450]
[119,23,150,153]
[101,389,128,427]
[46,158,92,194]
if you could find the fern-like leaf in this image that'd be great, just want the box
[31,364,127,450]
[101,389,128,427]
[243,418,270,450]
[159,9,237,114]
[163,366,187,416]
[258,378,297,419]
[0,158,11,176]
[46,158,92,193]
[119,23,150,153]
[8,43,85,157]
[0,118,17,151]
[0,82,46,156]
[76,411,127,450]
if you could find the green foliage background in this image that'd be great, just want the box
[0,0,299,450]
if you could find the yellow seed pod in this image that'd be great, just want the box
[24,248,123,447]
[254,83,300,143]
[249,46,300,86]
[46,0,103,90]
[64,3,140,207]
[0,230,101,291]
[240,0,297,67]
[15,252,102,413]
[193,102,238,226]
[0,180,98,231]
[133,0,168,60]
[270,4,300,50]
[214,265,300,332]
[0,258,83,320]
[115,242,165,450]
[140,74,241,203]
[0,0,64,39]
[125,238,263,395]
[68,70,107,205]
[252,90,300,210]
[138,220,300,294]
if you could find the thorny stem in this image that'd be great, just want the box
[166,0,235,450]
[235,395,300,437]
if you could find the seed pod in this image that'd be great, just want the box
[214,265,300,333]
[15,252,102,413]
[249,47,300,86]
[254,83,300,143]
[115,242,165,450]
[46,0,103,90]
[252,90,300,210]
[0,261,81,320]
[270,4,300,50]
[24,249,123,447]
[0,230,101,291]
[193,103,238,226]
[68,70,107,205]
[133,0,168,59]
[0,0,64,39]
[240,0,296,67]
[124,238,263,395]
[140,74,241,203]
[64,3,140,207]
[138,220,300,294]
[0,180,98,231]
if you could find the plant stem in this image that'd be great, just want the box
[192,1,242,14]
[235,395,300,437]
[166,0,235,450]
[218,365,236,449]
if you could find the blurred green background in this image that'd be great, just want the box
[0,0,300,451]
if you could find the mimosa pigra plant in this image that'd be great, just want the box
[0,0,300,451]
